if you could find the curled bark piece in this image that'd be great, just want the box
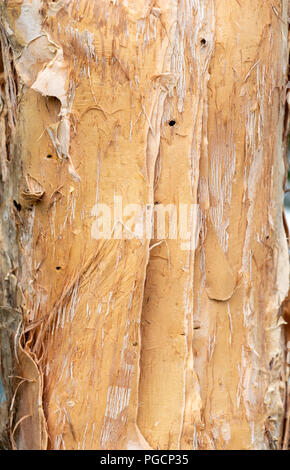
[22,173,45,204]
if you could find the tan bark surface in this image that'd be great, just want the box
[0,0,289,450]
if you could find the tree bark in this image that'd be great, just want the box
[0,0,289,450]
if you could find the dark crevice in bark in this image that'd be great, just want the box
[0,31,23,450]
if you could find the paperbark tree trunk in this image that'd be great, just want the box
[0,0,289,450]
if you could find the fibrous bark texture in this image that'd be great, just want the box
[0,0,289,450]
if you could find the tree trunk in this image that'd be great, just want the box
[0,0,289,450]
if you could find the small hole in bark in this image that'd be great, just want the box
[13,200,22,212]
[132,342,138,347]
[266,235,269,240]
[46,154,53,159]
[56,266,61,271]
[200,38,207,46]
[169,120,176,127]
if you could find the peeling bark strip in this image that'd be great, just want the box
[0,0,289,450]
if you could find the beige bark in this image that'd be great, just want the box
[0,0,289,450]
